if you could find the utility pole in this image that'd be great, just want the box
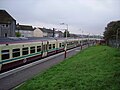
[16,23,19,33]
[53,28,55,38]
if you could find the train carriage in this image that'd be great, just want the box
[66,38,82,50]
[0,37,101,73]
[0,38,44,72]
[46,38,57,56]
[56,38,65,53]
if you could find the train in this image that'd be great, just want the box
[0,37,101,73]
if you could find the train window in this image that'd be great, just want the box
[53,44,55,48]
[67,42,70,45]
[49,44,52,49]
[37,46,41,52]
[59,43,62,47]
[1,50,10,60]
[62,43,64,47]
[30,46,35,53]
[12,48,20,58]
[22,47,28,55]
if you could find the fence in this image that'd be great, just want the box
[109,39,120,48]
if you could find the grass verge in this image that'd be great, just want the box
[16,46,120,90]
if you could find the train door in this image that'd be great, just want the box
[42,41,48,57]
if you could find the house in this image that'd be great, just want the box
[34,28,64,37]
[70,34,79,38]
[33,27,45,37]
[0,10,16,37]
[40,28,54,37]
[16,24,34,37]
[33,27,54,37]
[55,30,64,37]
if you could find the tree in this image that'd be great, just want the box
[64,30,70,37]
[15,32,21,37]
[104,20,120,42]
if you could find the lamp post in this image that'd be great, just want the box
[116,28,120,48]
[60,23,68,58]
[79,29,84,40]
[79,29,84,50]
[88,33,90,47]
[92,34,95,45]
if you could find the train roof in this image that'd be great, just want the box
[0,37,97,44]
[0,37,56,44]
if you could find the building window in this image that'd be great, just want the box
[2,25,5,27]
[12,48,20,58]
[1,50,10,60]
[5,33,7,37]
[6,24,8,27]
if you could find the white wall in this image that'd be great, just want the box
[19,30,33,37]
[33,28,43,37]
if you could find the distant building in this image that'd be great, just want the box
[0,10,16,37]
[16,24,34,37]
[33,28,44,37]
[40,28,54,37]
[34,28,64,37]
[70,34,79,38]
[55,31,64,38]
[34,28,54,37]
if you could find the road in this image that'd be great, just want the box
[0,45,89,90]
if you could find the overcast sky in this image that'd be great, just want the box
[0,0,120,35]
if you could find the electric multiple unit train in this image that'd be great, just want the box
[0,37,99,73]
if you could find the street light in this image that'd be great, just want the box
[88,33,90,46]
[79,29,84,50]
[60,23,68,39]
[79,29,84,39]
[88,33,90,39]
[60,23,68,58]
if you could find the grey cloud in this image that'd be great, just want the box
[0,0,120,34]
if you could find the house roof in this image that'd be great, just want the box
[0,10,16,24]
[39,28,53,33]
[55,31,63,34]
[16,25,33,31]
